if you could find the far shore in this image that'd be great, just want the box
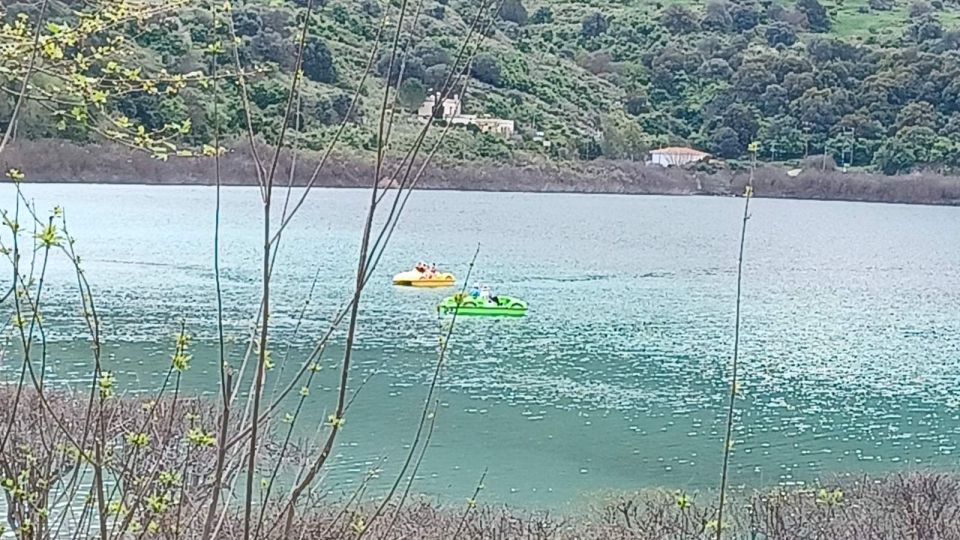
[3,139,959,207]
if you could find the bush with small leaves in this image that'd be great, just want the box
[530,6,553,24]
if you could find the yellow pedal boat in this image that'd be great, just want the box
[392,270,456,288]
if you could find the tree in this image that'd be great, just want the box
[907,15,944,42]
[474,133,513,161]
[376,53,425,84]
[873,138,917,174]
[115,92,172,132]
[625,92,650,116]
[698,58,734,79]
[793,88,851,131]
[933,30,960,52]
[895,101,940,131]
[797,0,831,32]
[765,22,798,47]
[777,68,813,97]
[500,0,528,25]
[576,136,603,160]
[250,30,296,69]
[650,47,699,90]
[619,122,650,160]
[659,5,700,34]
[302,37,338,83]
[601,119,626,158]
[708,126,745,158]
[249,80,288,110]
[873,126,941,173]
[413,42,452,68]
[943,113,960,136]
[530,6,554,24]
[234,9,263,37]
[732,59,778,99]
[258,8,293,33]
[422,64,450,91]
[718,103,760,148]
[581,12,609,39]
[315,92,358,126]
[759,116,805,159]
[360,0,382,18]
[398,79,427,111]
[839,111,885,140]
[730,1,762,31]
[600,118,649,160]
[807,37,859,63]
[760,84,789,115]
[470,53,502,86]
[702,1,734,32]
[909,1,935,17]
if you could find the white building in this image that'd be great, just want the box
[450,115,515,137]
[417,93,515,137]
[647,147,710,167]
[418,92,462,120]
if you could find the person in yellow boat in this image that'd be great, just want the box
[415,261,427,274]
[428,263,438,278]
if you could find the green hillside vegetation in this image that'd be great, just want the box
[5,0,960,174]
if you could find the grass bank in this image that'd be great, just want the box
[3,139,959,206]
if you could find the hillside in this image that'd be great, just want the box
[4,0,960,175]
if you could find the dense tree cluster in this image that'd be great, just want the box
[7,0,960,172]
[553,0,960,172]
[2,1,362,153]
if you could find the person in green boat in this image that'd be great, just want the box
[480,285,500,305]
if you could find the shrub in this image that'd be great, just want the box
[500,0,528,25]
[581,12,609,39]
[398,79,427,111]
[302,37,338,83]
[530,6,553,24]
[470,53,502,86]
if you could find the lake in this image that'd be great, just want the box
[2,184,959,509]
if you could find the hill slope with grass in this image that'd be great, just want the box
[5,0,960,175]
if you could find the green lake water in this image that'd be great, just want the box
[2,184,959,509]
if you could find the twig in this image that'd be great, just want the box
[715,151,756,540]
[201,5,232,536]
[452,469,489,540]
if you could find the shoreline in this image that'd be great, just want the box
[12,178,960,209]
[2,139,959,207]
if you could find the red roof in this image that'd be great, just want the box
[650,147,709,157]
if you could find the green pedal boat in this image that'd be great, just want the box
[438,293,528,317]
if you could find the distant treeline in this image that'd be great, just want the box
[568,0,960,175]
[2,140,958,206]
[7,0,960,174]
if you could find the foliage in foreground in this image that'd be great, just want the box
[0,0,502,538]
[1,390,959,539]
